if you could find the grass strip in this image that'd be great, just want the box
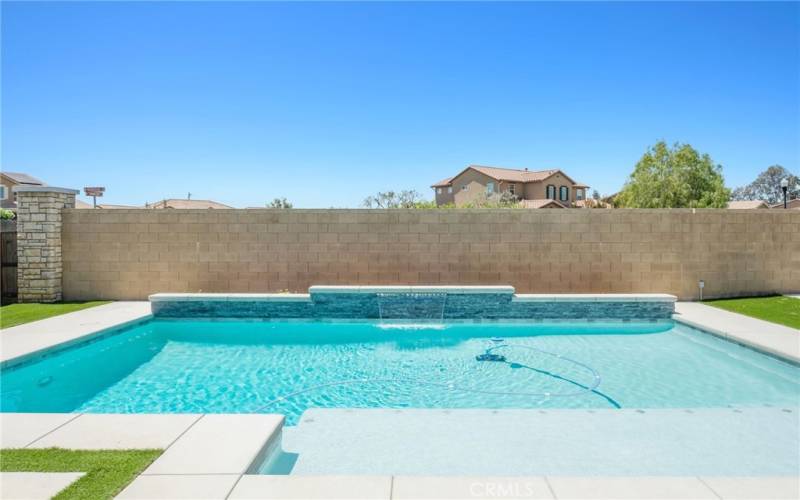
[0,301,110,329]
[703,295,800,330]
[0,448,161,499]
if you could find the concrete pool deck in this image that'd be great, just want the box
[0,301,151,368]
[1,410,798,499]
[1,298,799,498]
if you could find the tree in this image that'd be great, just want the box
[362,190,429,208]
[267,198,293,209]
[731,165,799,205]
[616,141,730,208]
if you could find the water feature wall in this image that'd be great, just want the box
[149,287,677,320]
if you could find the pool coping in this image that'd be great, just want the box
[2,297,795,369]
[673,302,800,364]
[149,290,678,302]
[0,301,153,369]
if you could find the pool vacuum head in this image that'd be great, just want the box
[476,353,506,362]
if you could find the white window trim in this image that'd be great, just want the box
[0,185,7,200]
[447,186,453,194]
[486,182,495,195]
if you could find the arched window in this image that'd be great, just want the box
[559,186,569,201]
[546,185,556,200]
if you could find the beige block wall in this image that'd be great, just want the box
[61,209,800,301]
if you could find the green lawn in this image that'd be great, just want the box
[0,301,110,329]
[703,295,800,330]
[0,448,162,499]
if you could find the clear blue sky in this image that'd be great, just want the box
[2,1,798,208]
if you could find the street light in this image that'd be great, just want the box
[780,178,789,209]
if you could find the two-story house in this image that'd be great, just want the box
[431,165,589,208]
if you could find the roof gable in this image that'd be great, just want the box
[445,165,585,186]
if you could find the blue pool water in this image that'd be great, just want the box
[1,320,798,425]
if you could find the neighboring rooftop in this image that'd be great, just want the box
[144,198,233,209]
[727,200,769,209]
[469,165,559,183]
[0,172,45,186]
[430,164,585,188]
[519,199,566,209]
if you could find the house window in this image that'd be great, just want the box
[576,189,584,201]
[447,186,453,194]
[546,185,556,200]
[462,184,469,191]
[559,186,569,201]
[437,187,443,194]
[486,182,495,195]
[0,185,6,200]
[508,183,516,196]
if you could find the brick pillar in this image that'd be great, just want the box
[15,186,78,303]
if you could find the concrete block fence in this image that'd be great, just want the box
[40,207,798,301]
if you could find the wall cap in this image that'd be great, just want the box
[513,293,678,303]
[13,186,79,195]
[309,285,516,294]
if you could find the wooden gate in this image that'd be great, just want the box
[1,220,17,304]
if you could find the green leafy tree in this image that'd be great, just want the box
[731,165,799,205]
[0,209,15,220]
[266,198,293,209]
[616,141,730,208]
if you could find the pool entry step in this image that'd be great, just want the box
[259,407,799,476]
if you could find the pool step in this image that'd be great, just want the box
[272,407,798,476]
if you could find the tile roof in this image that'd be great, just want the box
[434,165,586,187]
[1,172,45,185]
[431,177,454,188]
[146,199,233,209]
[727,200,769,209]
[520,199,566,209]
[468,165,559,183]
[98,203,142,209]
[770,198,800,209]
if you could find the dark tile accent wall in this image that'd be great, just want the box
[151,293,674,320]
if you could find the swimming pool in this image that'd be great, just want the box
[2,319,798,425]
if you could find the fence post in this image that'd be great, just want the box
[15,186,78,303]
